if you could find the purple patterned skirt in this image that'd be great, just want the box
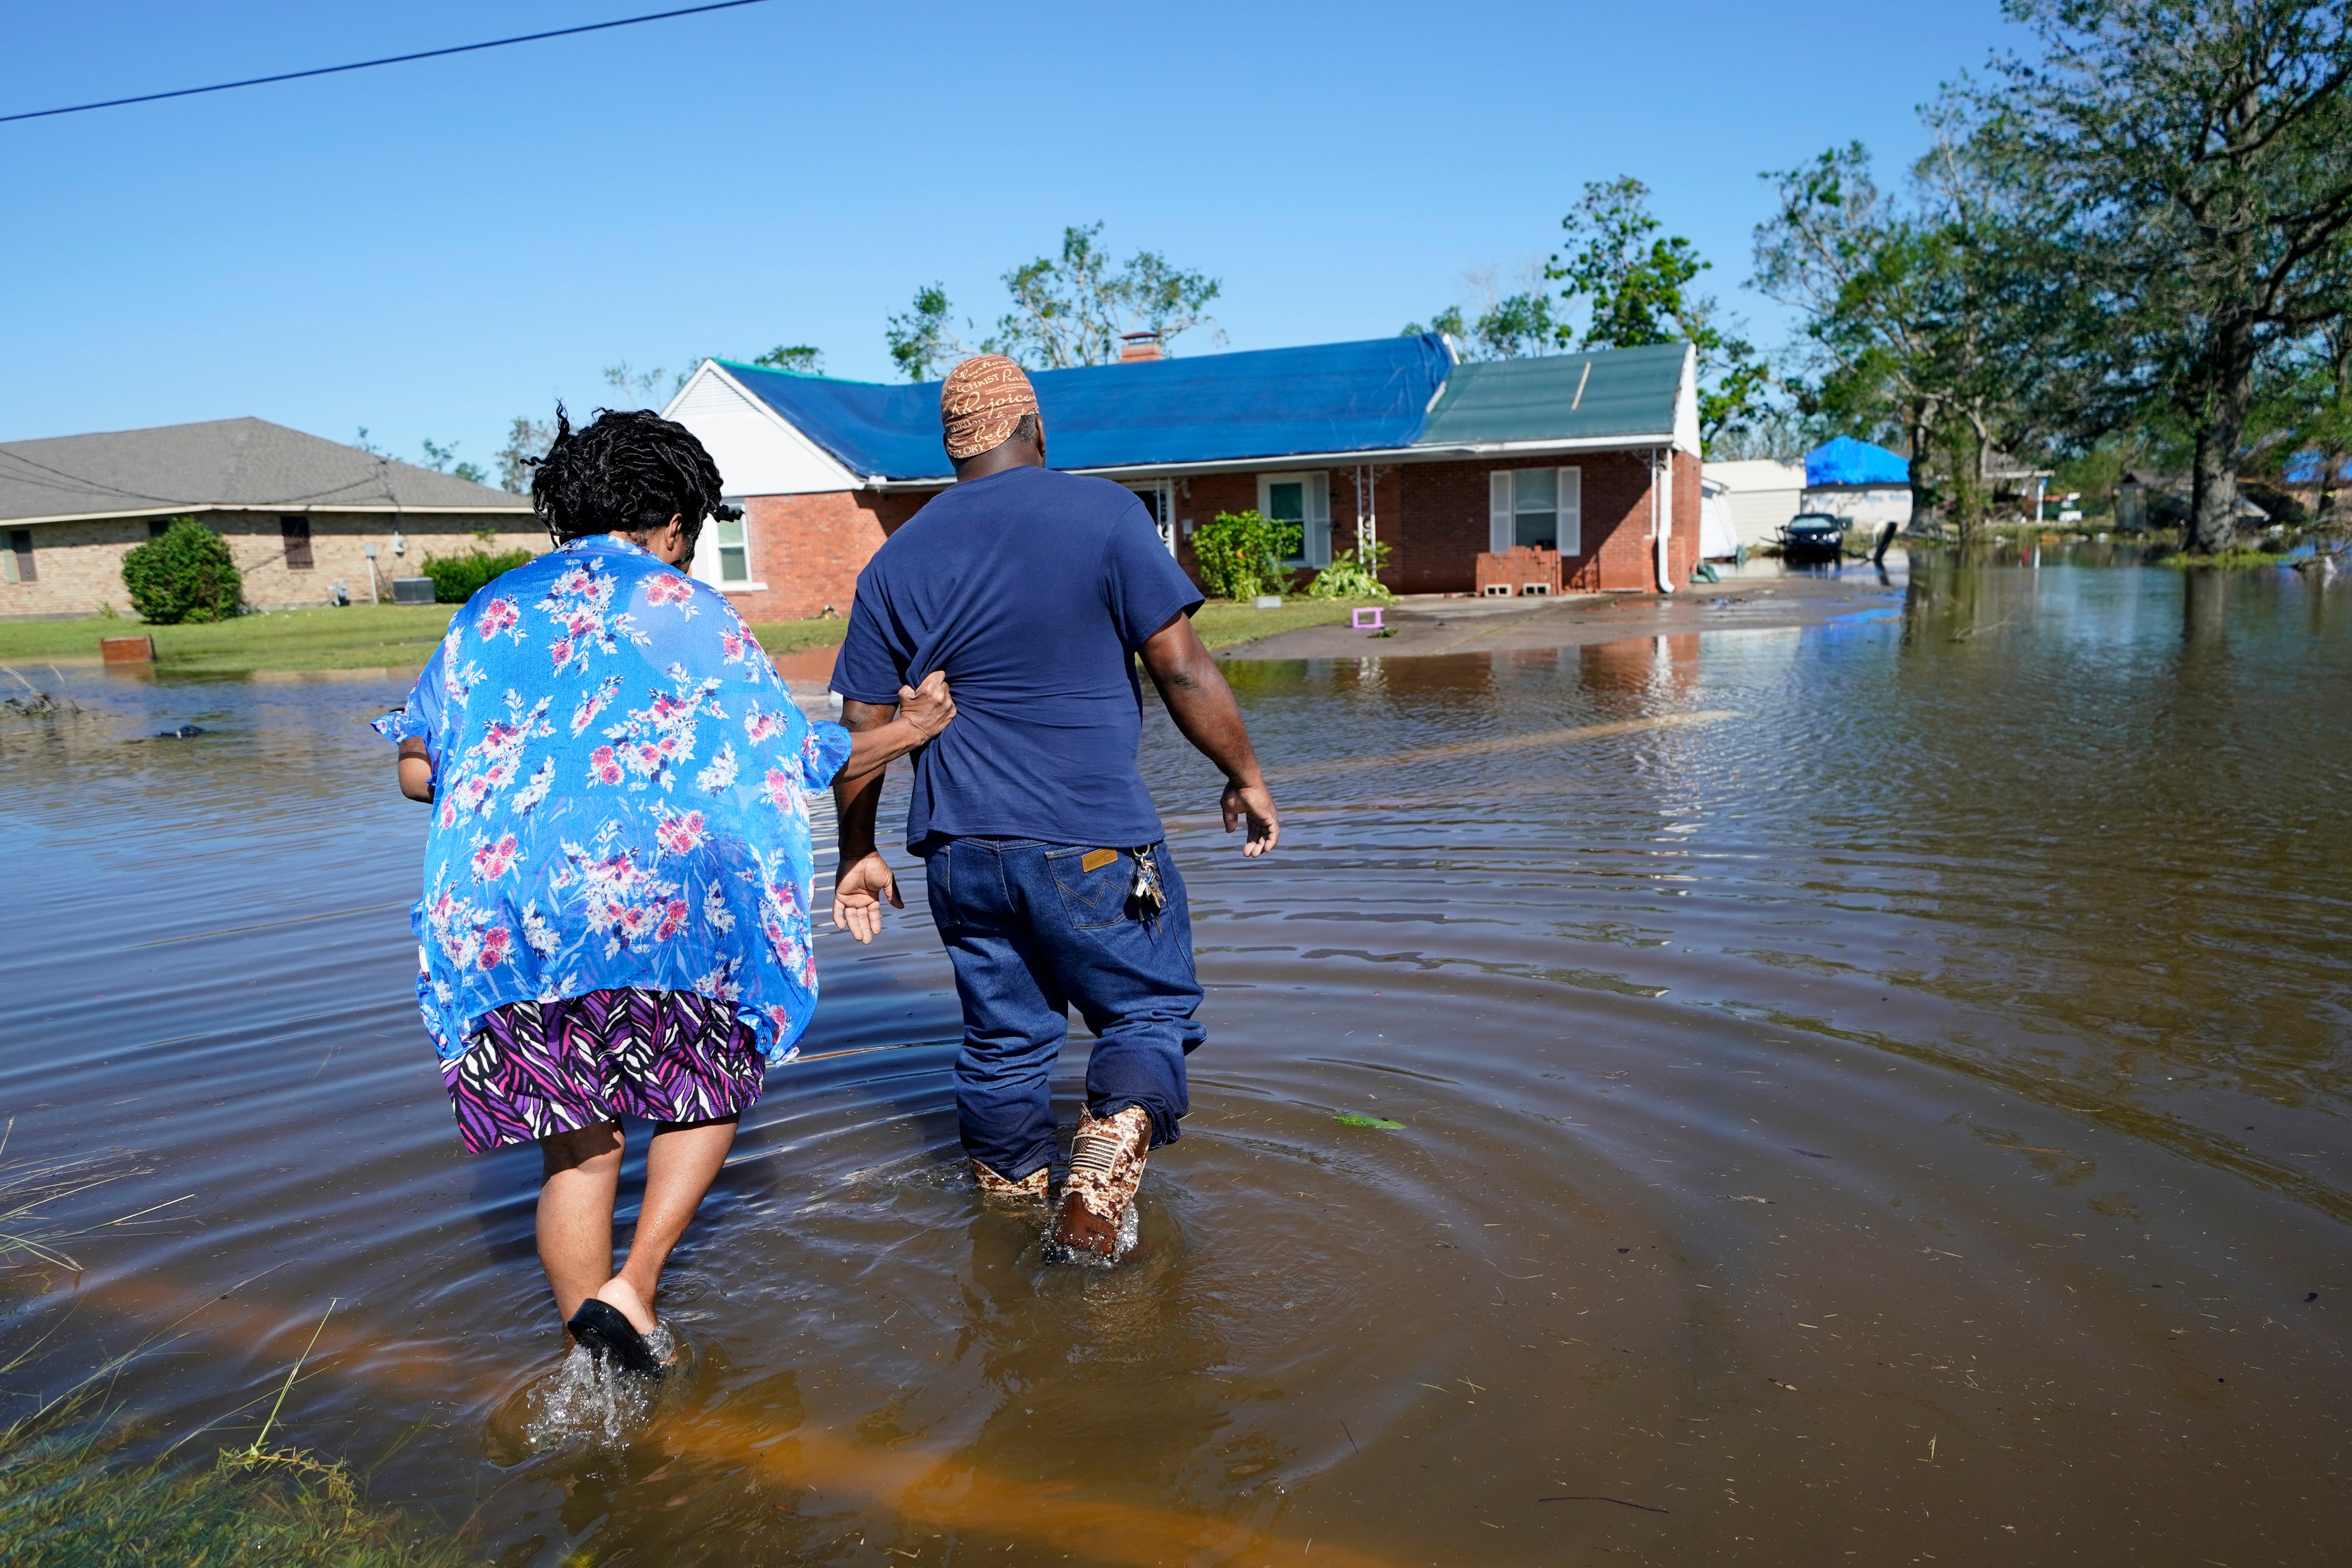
[445,988,764,1154]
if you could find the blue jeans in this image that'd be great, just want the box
[921,837,1203,1181]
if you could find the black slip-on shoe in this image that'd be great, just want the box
[567,1297,666,1380]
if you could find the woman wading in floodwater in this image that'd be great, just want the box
[376,408,953,1376]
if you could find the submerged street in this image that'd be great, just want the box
[3,552,2347,1566]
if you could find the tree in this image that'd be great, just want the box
[1405,262,1561,359]
[1548,177,1772,450]
[1754,130,2058,539]
[417,437,488,486]
[1977,0,2352,553]
[495,416,555,495]
[121,518,241,623]
[602,362,672,408]
[752,344,825,375]
[884,224,1223,380]
[886,284,969,381]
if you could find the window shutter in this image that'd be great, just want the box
[1558,466,1583,556]
[1489,471,1513,553]
[1307,472,1332,567]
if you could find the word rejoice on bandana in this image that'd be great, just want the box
[939,354,1040,460]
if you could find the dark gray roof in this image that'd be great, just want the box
[0,417,532,523]
[1418,342,1685,446]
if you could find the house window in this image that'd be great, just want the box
[1257,472,1332,568]
[6,530,34,584]
[280,515,314,570]
[148,519,171,539]
[1488,467,1582,555]
[712,511,750,583]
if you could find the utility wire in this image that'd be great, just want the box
[0,0,774,125]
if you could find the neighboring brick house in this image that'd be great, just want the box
[0,417,538,618]
[662,336,1700,619]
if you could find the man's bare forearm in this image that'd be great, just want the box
[834,698,897,863]
[1138,615,1265,784]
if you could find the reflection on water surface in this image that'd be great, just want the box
[2,557,2347,1565]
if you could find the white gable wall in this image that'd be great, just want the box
[663,363,861,498]
[1672,344,1701,456]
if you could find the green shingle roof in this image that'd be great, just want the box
[1417,342,1686,446]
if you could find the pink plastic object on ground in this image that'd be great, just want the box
[1351,607,1385,630]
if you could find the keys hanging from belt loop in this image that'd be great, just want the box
[1127,845,1166,923]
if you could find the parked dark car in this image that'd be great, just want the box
[1778,512,1847,563]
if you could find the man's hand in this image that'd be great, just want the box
[832,851,902,944]
[1221,778,1280,857]
[1139,612,1278,858]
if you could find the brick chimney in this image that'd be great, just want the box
[1119,331,1163,363]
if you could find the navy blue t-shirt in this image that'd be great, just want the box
[829,464,1205,849]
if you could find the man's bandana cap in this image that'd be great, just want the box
[940,355,1040,460]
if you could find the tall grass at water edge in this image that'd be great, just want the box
[0,1124,477,1566]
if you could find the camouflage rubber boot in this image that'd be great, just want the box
[972,1160,1049,1201]
[1051,1105,1152,1257]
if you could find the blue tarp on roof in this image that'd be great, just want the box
[1806,436,1910,487]
[2284,450,2352,484]
[719,335,1454,481]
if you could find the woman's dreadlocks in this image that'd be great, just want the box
[528,405,740,554]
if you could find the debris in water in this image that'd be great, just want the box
[155,724,205,739]
[1333,1113,1404,1130]
[2,691,78,717]
[1539,1495,1669,1514]
[1791,1147,1831,1159]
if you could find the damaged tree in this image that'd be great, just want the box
[1983,0,2352,554]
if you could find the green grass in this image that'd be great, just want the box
[0,605,459,675]
[745,616,852,655]
[0,1415,473,1568]
[0,596,1382,677]
[2156,548,2283,569]
[1191,597,1388,649]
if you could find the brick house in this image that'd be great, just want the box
[0,417,538,618]
[662,336,1700,619]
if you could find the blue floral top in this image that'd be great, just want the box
[374,535,851,1065]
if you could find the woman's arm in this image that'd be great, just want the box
[829,671,953,944]
[832,670,953,788]
[397,737,434,803]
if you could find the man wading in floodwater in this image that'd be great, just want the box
[829,354,1278,1258]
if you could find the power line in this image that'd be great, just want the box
[0,0,775,125]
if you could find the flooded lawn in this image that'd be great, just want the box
[3,555,2348,1565]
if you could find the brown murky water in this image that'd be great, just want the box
[4,553,2348,1566]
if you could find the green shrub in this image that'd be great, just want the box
[120,518,242,624]
[1191,509,1301,601]
[1305,542,1393,599]
[419,547,535,603]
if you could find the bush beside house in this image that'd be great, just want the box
[419,546,535,603]
[1191,510,1301,601]
[120,519,243,623]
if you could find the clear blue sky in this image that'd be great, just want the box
[0,1,2022,472]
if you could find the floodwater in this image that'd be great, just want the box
[4,553,2349,1566]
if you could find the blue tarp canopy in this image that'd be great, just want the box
[720,335,1455,481]
[2284,450,2352,484]
[1806,436,1910,487]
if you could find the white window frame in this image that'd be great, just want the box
[693,496,767,591]
[1488,466,1582,555]
[1258,471,1331,569]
